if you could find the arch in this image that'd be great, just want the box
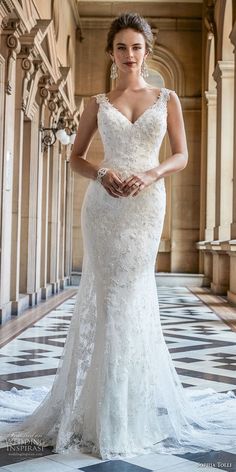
[149,45,186,96]
[145,69,164,88]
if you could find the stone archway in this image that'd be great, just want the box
[149,45,186,96]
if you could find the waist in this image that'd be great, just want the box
[100,157,159,176]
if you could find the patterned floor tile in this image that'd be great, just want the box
[80,459,151,471]
[122,452,193,469]
[0,286,236,471]
[175,450,236,472]
[0,286,235,393]
[0,456,77,471]
[44,451,103,467]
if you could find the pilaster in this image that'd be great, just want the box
[204,90,217,241]
[213,60,234,241]
[0,19,21,323]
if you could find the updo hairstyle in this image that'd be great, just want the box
[105,12,154,55]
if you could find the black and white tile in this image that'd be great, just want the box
[0,287,235,471]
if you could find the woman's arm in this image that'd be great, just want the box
[120,91,189,197]
[148,90,188,181]
[69,97,125,198]
[69,97,101,180]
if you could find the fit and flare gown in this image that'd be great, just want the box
[0,87,236,460]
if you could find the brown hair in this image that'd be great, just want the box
[105,12,154,54]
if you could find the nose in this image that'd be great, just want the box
[125,47,134,58]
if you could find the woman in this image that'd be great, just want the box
[0,12,236,461]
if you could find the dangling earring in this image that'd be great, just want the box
[141,59,149,78]
[110,61,118,79]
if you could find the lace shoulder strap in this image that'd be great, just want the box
[160,88,173,102]
[93,93,108,105]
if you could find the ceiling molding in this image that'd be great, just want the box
[77,1,202,18]
[80,16,201,31]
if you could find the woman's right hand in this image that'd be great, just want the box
[100,169,124,198]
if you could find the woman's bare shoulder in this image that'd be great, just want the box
[166,89,180,105]
[76,95,100,128]
[166,90,184,121]
[81,95,100,118]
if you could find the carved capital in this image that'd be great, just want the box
[38,74,52,103]
[6,33,21,54]
[2,16,25,36]
[57,98,64,108]
[48,89,60,114]
[33,58,43,71]
[20,43,35,57]
[39,86,49,99]
[39,74,52,87]
[3,22,21,94]
[48,99,57,112]
[21,56,33,73]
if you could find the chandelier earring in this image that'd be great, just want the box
[141,59,149,78]
[110,61,118,80]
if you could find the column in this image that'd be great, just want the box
[19,109,41,305]
[65,162,74,281]
[205,90,217,241]
[210,60,234,294]
[40,144,50,298]
[0,24,20,323]
[228,22,236,303]
[59,147,68,288]
[213,60,234,241]
[10,50,34,315]
[48,141,61,293]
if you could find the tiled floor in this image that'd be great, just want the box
[0,286,236,471]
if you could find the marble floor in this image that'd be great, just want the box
[0,286,236,471]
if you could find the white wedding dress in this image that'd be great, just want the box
[0,87,236,460]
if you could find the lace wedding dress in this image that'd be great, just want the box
[0,87,236,460]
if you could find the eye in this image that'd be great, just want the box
[133,47,142,50]
[117,46,125,50]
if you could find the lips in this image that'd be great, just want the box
[124,62,136,65]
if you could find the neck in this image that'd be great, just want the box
[115,72,147,91]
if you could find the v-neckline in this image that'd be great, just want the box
[103,88,164,126]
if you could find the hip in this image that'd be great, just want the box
[81,178,166,224]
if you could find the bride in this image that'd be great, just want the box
[0,11,236,461]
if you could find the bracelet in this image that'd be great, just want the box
[96,167,109,183]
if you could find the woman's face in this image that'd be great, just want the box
[110,28,147,76]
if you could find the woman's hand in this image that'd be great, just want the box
[101,169,124,198]
[120,170,156,197]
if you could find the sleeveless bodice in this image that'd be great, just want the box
[95,87,171,175]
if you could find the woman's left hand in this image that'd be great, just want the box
[120,170,156,197]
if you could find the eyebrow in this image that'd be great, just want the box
[115,42,143,46]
